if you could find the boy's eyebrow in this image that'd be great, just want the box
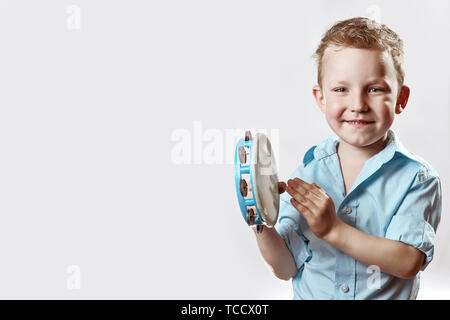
[366,79,393,89]
[331,80,351,86]
[330,79,392,87]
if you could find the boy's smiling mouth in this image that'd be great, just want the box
[344,119,375,127]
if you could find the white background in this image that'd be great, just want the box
[0,0,448,299]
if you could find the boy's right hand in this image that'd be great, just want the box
[251,181,286,232]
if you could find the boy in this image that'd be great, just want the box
[253,17,442,299]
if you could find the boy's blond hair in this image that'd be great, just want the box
[313,17,404,89]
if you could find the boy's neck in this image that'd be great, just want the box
[337,134,389,164]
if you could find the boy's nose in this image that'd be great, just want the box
[350,95,369,112]
[350,104,368,112]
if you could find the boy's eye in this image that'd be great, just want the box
[368,87,384,93]
[333,87,347,93]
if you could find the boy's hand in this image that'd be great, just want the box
[285,178,341,240]
[250,181,287,232]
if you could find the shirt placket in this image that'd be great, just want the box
[323,154,357,299]
[334,200,359,299]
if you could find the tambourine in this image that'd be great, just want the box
[234,131,280,233]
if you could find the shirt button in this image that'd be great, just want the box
[344,207,352,214]
[341,285,349,293]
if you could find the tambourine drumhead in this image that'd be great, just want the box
[235,131,280,228]
[251,133,279,226]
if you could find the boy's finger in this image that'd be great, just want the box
[290,197,313,219]
[294,177,312,187]
[289,179,322,200]
[286,184,320,212]
[288,179,310,197]
[312,182,329,198]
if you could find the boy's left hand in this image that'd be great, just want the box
[286,178,341,240]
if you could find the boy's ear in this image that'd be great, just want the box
[313,85,326,114]
[395,85,410,114]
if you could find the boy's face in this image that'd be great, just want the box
[313,46,409,151]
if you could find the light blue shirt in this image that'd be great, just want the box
[275,129,442,300]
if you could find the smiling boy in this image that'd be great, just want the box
[252,17,442,299]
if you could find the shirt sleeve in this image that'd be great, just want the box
[275,194,312,271]
[385,169,442,271]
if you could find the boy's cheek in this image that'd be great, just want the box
[325,107,345,122]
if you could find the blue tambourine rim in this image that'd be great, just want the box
[234,137,263,225]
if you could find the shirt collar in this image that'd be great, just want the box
[303,128,416,167]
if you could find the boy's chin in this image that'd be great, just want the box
[337,131,388,149]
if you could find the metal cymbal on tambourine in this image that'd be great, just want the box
[234,131,280,233]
